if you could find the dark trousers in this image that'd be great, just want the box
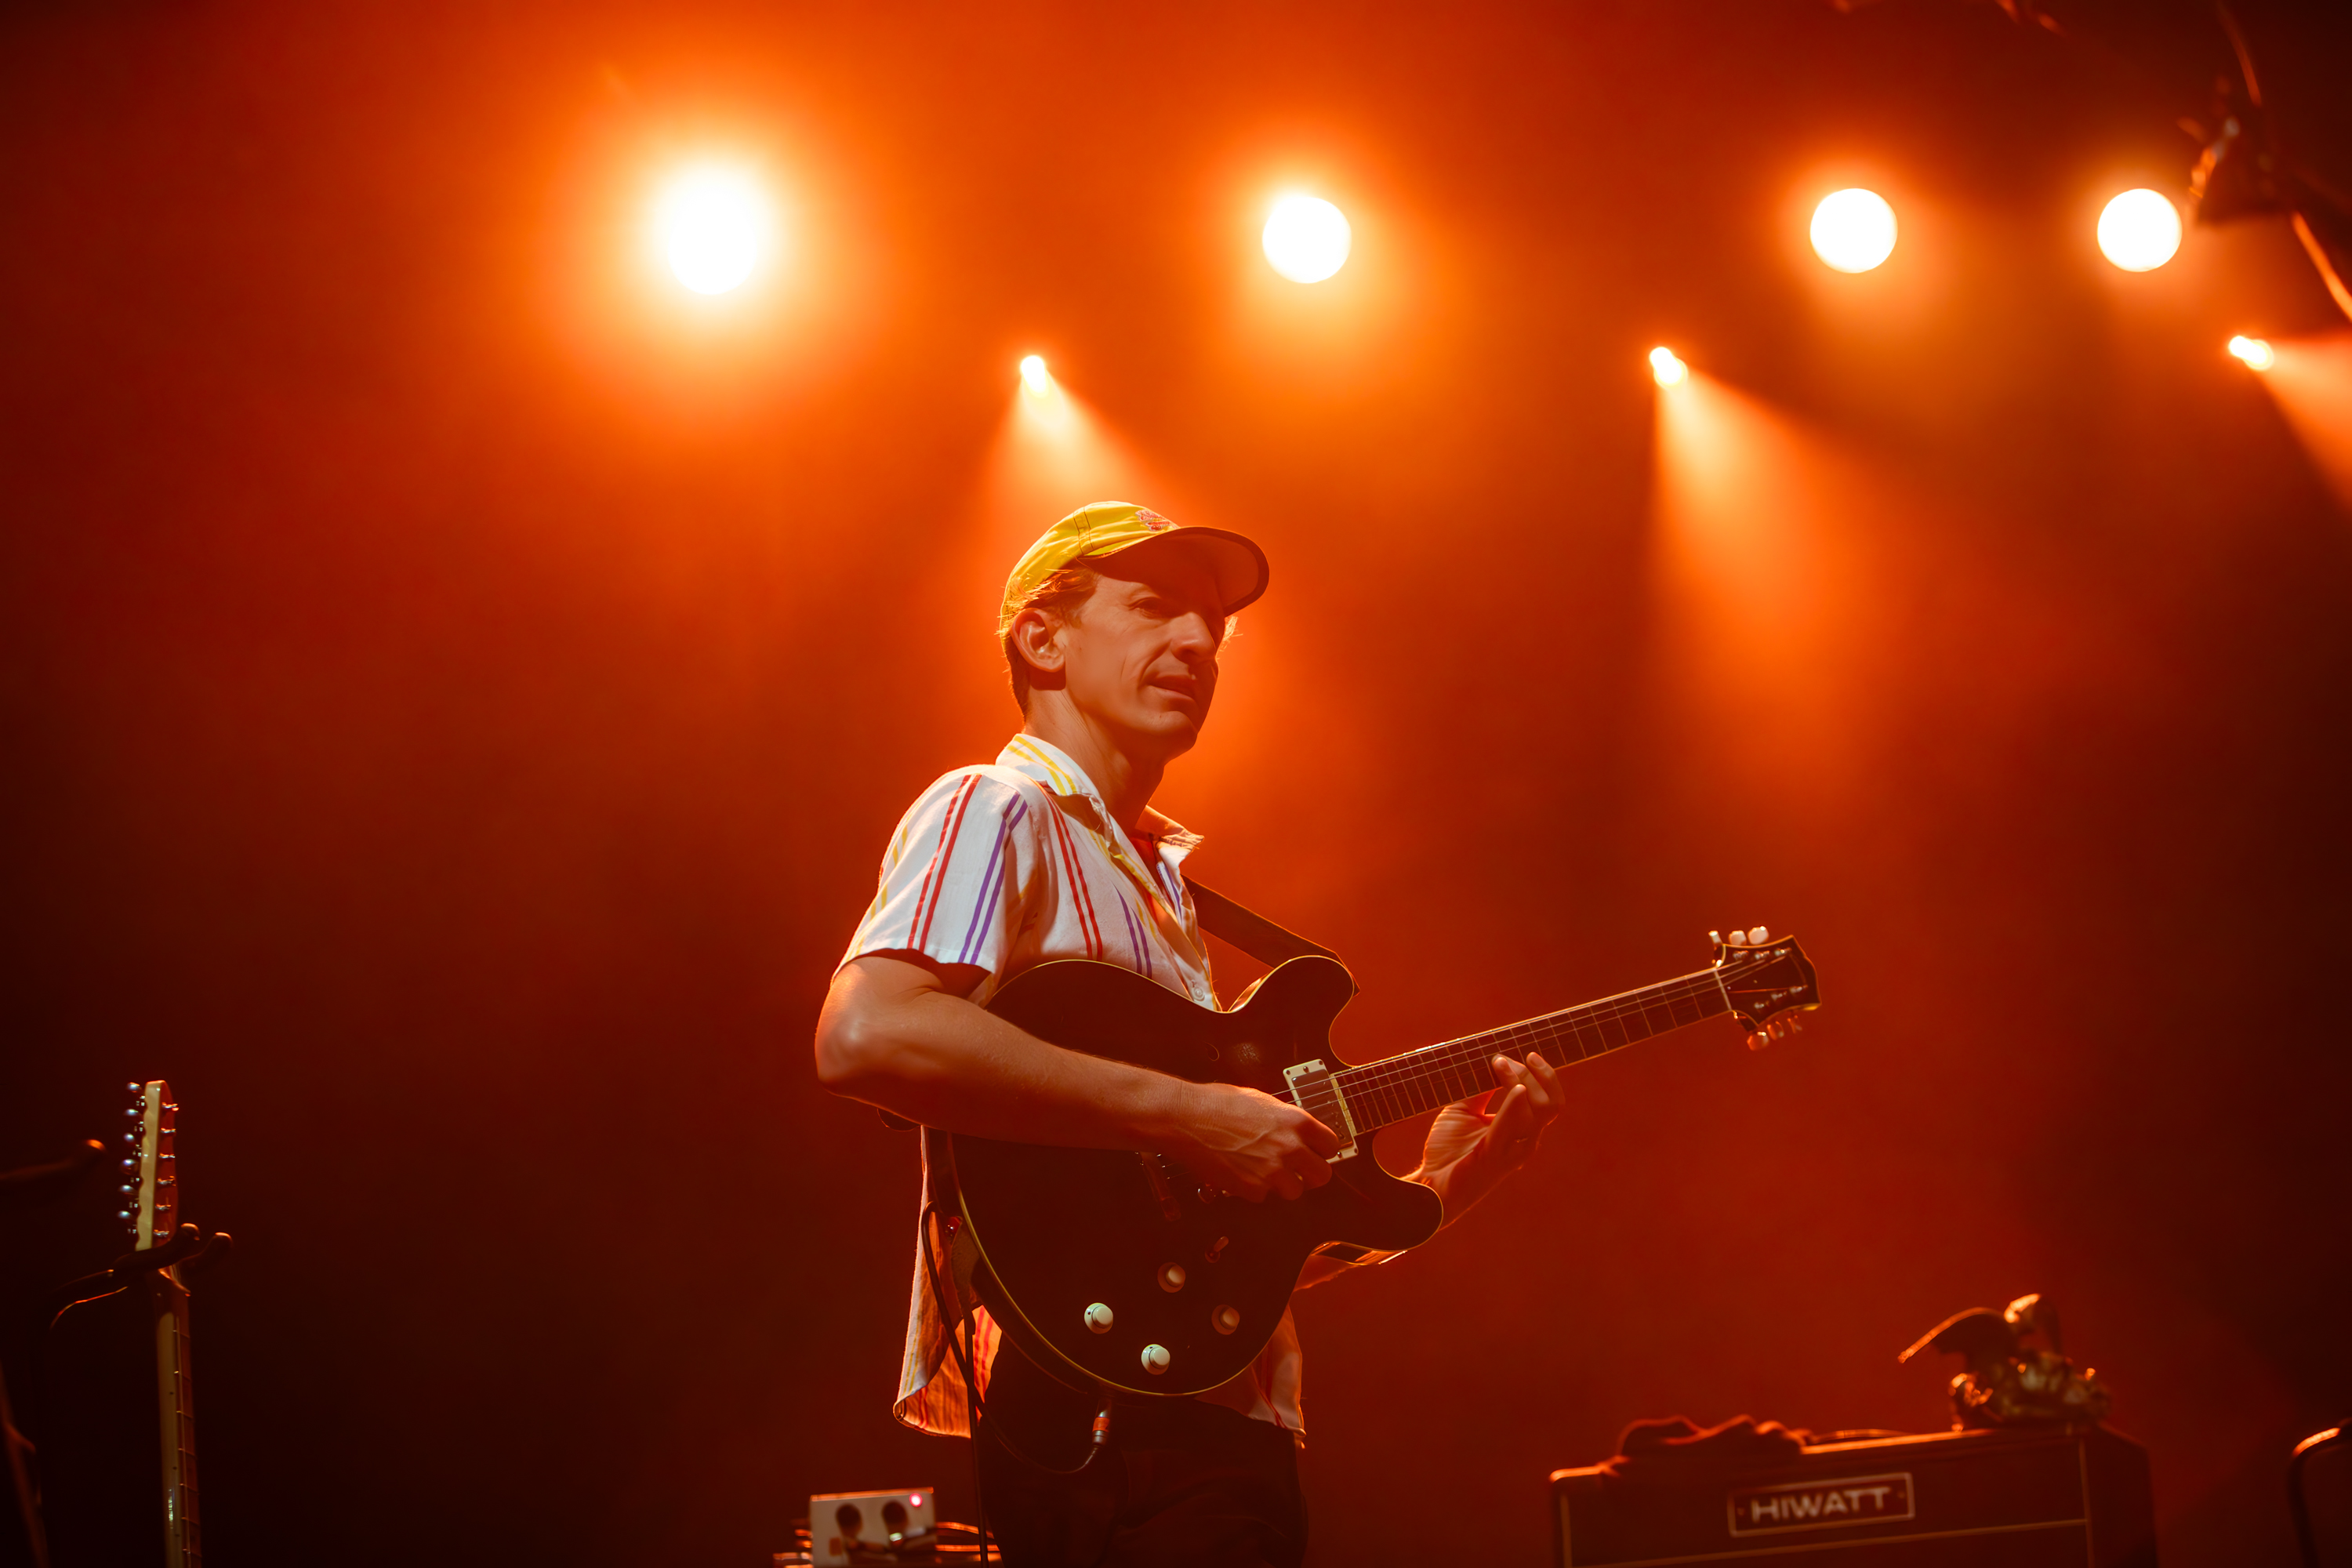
[975,1340,1307,1568]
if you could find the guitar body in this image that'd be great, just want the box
[950,956,1442,1399]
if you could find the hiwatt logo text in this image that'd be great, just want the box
[1726,1472,1915,1536]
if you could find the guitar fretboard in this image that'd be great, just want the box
[1330,967,1733,1134]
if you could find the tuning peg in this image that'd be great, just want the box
[1748,925,1769,943]
[1747,1031,1770,1051]
[1708,930,1722,946]
[1788,1015,1805,1032]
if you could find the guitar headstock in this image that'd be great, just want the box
[120,1080,180,1251]
[1710,928,1821,1050]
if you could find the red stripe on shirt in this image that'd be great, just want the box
[910,776,982,950]
[1044,802,1105,960]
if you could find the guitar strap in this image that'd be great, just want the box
[1182,880,1343,969]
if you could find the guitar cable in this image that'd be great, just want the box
[920,1196,1115,1566]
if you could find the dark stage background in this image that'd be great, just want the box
[3,2,2349,1563]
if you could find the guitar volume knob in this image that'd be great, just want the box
[1141,1344,1171,1375]
[1084,1302,1114,1334]
[1158,1263,1186,1293]
[1213,1305,1240,1335]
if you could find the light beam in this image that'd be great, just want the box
[2253,335,2352,512]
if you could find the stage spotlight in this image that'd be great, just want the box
[2097,189,2182,272]
[657,166,769,295]
[1650,347,1689,387]
[1809,189,1897,273]
[1020,354,1054,394]
[2228,335,2276,370]
[1262,194,1352,283]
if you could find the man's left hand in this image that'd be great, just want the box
[1412,1051,1564,1220]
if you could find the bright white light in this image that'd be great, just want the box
[1261,194,1352,284]
[2098,189,2182,272]
[1809,189,1898,274]
[1650,347,1688,387]
[1019,354,1054,394]
[658,168,768,295]
[2228,335,2275,371]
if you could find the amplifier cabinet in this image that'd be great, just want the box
[1551,1424,2155,1567]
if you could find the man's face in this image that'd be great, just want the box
[1049,549,1226,757]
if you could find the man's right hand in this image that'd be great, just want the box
[1168,1083,1340,1201]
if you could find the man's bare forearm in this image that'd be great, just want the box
[815,953,1205,1151]
[817,953,1339,1200]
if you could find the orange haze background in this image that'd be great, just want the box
[3,2,2350,1564]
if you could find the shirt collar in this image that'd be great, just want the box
[997,735,1204,865]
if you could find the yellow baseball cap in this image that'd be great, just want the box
[998,502,1269,636]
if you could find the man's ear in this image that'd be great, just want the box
[1009,608,1069,685]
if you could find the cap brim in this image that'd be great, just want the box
[1087,527,1269,618]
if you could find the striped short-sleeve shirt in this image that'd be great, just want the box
[840,734,1306,1442]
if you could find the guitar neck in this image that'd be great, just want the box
[1330,967,1733,1135]
[154,1276,200,1567]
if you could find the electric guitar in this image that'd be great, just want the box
[40,1083,222,1566]
[124,1080,201,1567]
[949,929,1820,1399]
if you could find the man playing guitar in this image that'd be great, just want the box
[815,502,1564,1566]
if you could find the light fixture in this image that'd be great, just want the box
[656,166,770,295]
[1019,354,1054,394]
[1650,347,1688,387]
[2097,189,2183,272]
[1261,194,1352,283]
[1809,189,1897,274]
[2227,335,2275,370]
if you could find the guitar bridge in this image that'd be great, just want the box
[1281,1060,1359,1160]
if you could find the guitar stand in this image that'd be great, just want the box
[45,1223,234,1321]
[2291,1421,2350,1568]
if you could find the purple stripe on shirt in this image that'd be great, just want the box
[1118,895,1154,979]
[954,797,1029,967]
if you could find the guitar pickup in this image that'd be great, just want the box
[1281,1060,1359,1160]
